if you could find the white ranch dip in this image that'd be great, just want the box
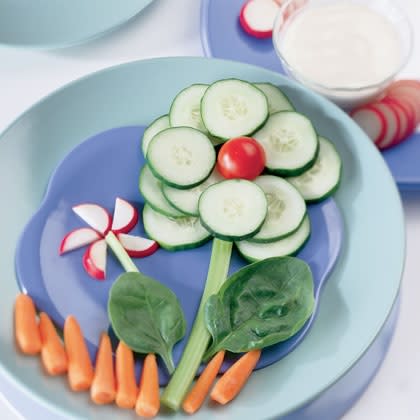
[280,1,402,89]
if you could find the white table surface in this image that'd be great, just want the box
[0,0,419,419]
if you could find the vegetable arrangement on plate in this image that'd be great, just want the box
[14,78,343,417]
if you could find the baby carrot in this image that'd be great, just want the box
[210,350,261,405]
[182,350,225,414]
[64,315,94,391]
[115,341,138,409]
[91,333,116,405]
[14,294,41,355]
[135,354,160,418]
[39,312,68,375]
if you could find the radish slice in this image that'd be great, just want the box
[59,228,101,255]
[239,0,280,39]
[82,239,107,280]
[117,233,159,258]
[387,84,420,124]
[351,105,387,145]
[381,97,411,143]
[72,203,112,235]
[372,102,400,150]
[111,197,139,234]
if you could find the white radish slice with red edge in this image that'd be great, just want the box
[72,203,112,235]
[82,239,107,280]
[111,198,139,234]
[351,105,387,145]
[381,97,409,144]
[372,102,400,150]
[387,83,420,124]
[239,0,280,39]
[117,233,159,258]
[59,228,101,255]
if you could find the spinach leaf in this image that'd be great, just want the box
[108,271,186,374]
[204,256,314,360]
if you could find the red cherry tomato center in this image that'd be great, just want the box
[217,137,266,180]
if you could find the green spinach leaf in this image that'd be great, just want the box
[108,272,186,374]
[204,256,314,360]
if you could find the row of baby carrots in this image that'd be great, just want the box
[14,293,159,417]
[14,293,261,417]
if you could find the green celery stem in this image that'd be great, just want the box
[161,238,233,410]
[105,231,139,273]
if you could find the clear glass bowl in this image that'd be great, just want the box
[272,0,413,110]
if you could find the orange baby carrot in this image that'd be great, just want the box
[210,350,261,405]
[39,312,68,375]
[91,333,116,405]
[115,341,138,409]
[64,315,94,391]
[14,294,41,355]
[182,350,225,414]
[135,354,160,418]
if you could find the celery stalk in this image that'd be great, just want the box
[105,231,139,273]
[161,238,233,410]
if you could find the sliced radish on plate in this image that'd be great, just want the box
[111,197,139,234]
[117,233,159,258]
[381,97,412,144]
[72,203,111,235]
[239,0,280,39]
[82,239,107,280]
[351,105,387,145]
[372,102,400,150]
[59,228,101,255]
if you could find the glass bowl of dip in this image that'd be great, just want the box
[272,0,413,110]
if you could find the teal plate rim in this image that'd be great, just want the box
[0,0,155,50]
[0,57,405,419]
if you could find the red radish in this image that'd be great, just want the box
[386,81,420,124]
[381,97,413,143]
[72,204,112,236]
[371,102,400,149]
[351,105,387,145]
[59,228,101,255]
[82,239,107,280]
[117,234,159,258]
[239,0,280,39]
[111,198,139,234]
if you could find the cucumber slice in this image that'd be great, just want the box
[162,169,223,217]
[201,79,269,140]
[169,84,209,132]
[147,127,216,189]
[254,83,295,114]
[248,175,306,243]
[287,137,342,203]
[139,165,184,219]
[143,204,211,251]
[253,111,319,176]
[198,179,267,241]
[141,114,170,157]
[236,215,311,262]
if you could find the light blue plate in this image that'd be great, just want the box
[201,0,420,191]
[0,57,404,419]
[0,0,155,49]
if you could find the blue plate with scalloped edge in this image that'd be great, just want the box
[0,57,404,420]
[15,124,343,385]
[201,0,420,190]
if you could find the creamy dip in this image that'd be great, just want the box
[280,1,402,88]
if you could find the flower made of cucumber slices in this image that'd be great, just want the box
[59,197,158,280]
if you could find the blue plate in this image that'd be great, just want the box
[15,125,343,385]
[0,58,404,419]
[201,0,420,190]
[0,0,155,49]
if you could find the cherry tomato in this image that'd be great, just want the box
[217,137,266,180]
